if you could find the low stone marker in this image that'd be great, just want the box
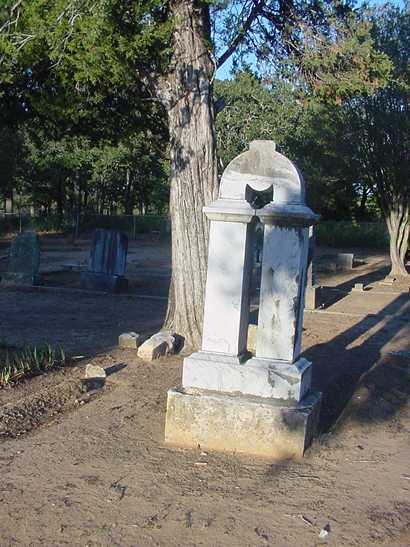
[81,229,128,292]
[352,283,365,292]
[1,231,42,286]
[165,140,321,460]
[318,252,354,273]
[118,332,142,349]
[337,252,354,270]
[138,332,176,361]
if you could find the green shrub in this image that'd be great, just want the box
[316,221,389,249]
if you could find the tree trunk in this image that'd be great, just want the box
[56,179,64,229]
[124,168,135,215]
[385,203,410,280]
[161,0,218,349]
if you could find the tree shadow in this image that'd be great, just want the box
[303,293,410,433]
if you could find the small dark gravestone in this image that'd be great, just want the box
[81,229,128,292]
[1,231,42,286]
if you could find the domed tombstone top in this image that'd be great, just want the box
[219,140,305,206]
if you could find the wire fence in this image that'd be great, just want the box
[0,210,389,248]
[0,211,171,240]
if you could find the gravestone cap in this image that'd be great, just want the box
[219,139,305,205]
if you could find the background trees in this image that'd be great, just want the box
[0,0,407,345]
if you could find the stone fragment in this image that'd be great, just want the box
[118,332,142,349]
[138,332,175,361]
[83,364,106,390]
[85,364,106,379]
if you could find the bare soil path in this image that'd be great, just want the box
[0,237,409,546]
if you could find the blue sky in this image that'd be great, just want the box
[215,0,406,80]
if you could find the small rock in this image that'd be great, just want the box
[83,364,106,390]
[85,364,106,379]
[138,332,175,361]
[118,332,142,349]
[319,523,331,539]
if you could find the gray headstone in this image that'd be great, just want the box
[81,229,128,292]
[1,231,41,285]
[337,253,354,270]
[89,229,128,276]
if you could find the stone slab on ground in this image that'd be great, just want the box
[138,332,175,361]
[83,363,106,389]
[118,332,142,349]
[165,388,321,460]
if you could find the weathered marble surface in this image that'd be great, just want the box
[255,225,309,362]
[201,218,254,357]
[183,352,312,402]
[165,388,321,460]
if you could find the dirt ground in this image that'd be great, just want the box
[0,234,409,546]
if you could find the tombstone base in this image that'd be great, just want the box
[304,285,321,310]
[80,272,128,292]
[183,351,311,402]
[0,272,42,286]
[165,388,321,460]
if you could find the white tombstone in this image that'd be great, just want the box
[165,141,322,460]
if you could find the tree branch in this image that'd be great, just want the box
[217,0,265,68]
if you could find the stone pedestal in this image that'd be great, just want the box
[165,389,321,460]
[165,141,321,460]
[80,271,128,292]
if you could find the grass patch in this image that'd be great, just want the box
[0,343,67,388]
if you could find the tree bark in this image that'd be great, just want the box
[161,0,218,349]
[385,203,410,280]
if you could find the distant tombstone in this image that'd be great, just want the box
[1,231,42,285]
[317,252,354,273]
[5,198,13,214]
[81,229,128,292]
[337,252,354,270]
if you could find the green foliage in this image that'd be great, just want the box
[317,221,388,249]
[215,71,303,168]
[215,71,371,219]
[0,343,67,388]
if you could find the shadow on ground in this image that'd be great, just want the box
[304,294,410,433]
